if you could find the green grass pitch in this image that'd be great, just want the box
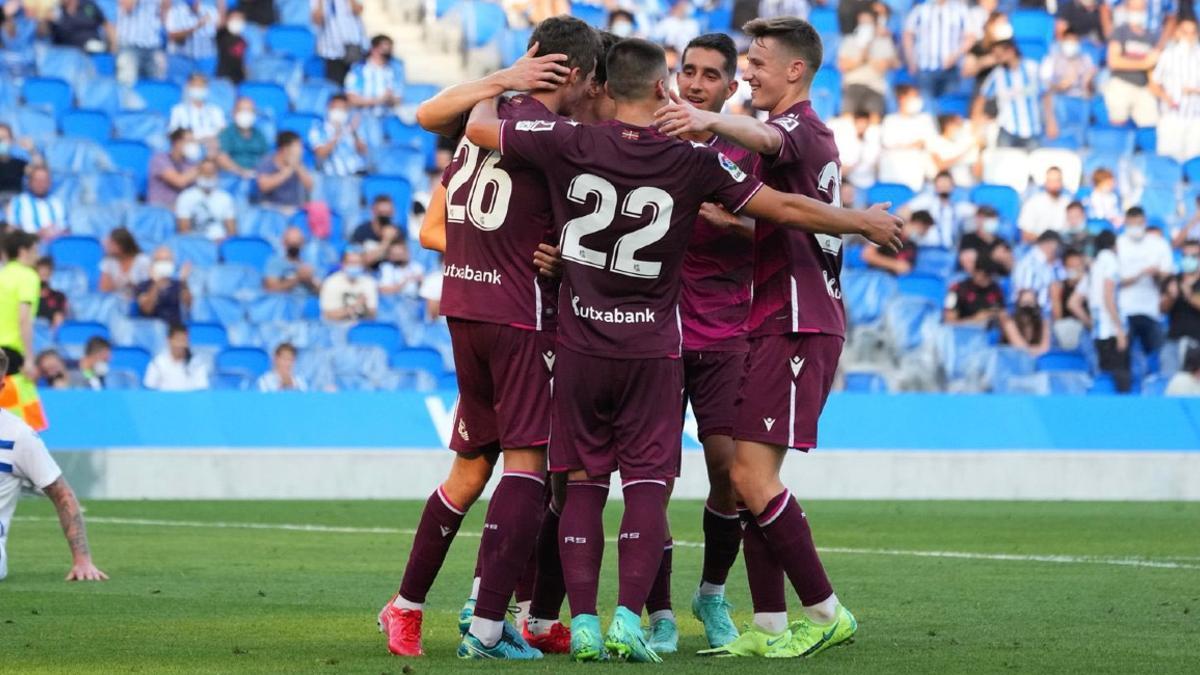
[2,500,1198,674]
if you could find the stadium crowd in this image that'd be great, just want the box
[0,0,1197,395]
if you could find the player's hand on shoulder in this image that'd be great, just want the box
[859,202,905,254]
[654,91,712,138]
[66,560,108,582]
[501,43,571,93]
[533,243,563,279]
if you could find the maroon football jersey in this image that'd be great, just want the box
[499,119,764,359]
[680,135,762,352]
[439,95,559,330]
[746,100,846,338]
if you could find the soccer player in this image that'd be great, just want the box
[0,350,107,583]
[465,37,900,662]
[376,16,601,660]
[656,16,862,658]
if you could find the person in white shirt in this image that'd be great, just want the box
[5,166,66,241]
[828,111,882,189]
[168,73,227,146]
[1116,207,1174,361]
[144,323,210,391]
[1078,230,1132,391]
[0,350,107,582]
[174,158,235,240]
[378,240,425,298]
[653,0,701,55]
[1148,18,1200,162]
[256,343,308,392]
[320,248,378,322]
[881,84,938,150]
[1018,167,1073,242]
[838,7,899,120]
[928,113,981,187]
[904,171,976,248]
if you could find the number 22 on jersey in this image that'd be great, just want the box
[560,173,674,280]
[446,138,513,231]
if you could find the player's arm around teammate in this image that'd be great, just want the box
[418,182,447,253]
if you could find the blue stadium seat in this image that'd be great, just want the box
[209,78,237,115]
[1036,350,1089,372]
[76,75,121,116]
[15,106,58,146]
[1047,370,1094,394]
[1088,373,1119,394]
[809,7,838,33]
[349,322,402,351]
[362,175,413,223]
[303,56,325,80]
[246,54,303,94]
[248,294,308,323]
[219,237,274,272]
[986,345,1036,392]
[110,318,168,353]
[91,168,138,206]
[437,372,459,391]
[810,68,841,119]
[970,183,1021,224]
[1011,9,1054,43]
[1087,127,1135,155]
[370,145,426,187]
[113,110,169,152]
[61,108,112,144]
[192,295,247,326]
[216,347,271,378]
[197,264,263,300]
[896,273,946,303]
[940,324,991,381]
[36,46,93,90]
[127,204,175,249]
[884,296,938,352]
[389,346,445,378]
[1053,95,1088,147]
[384,119,438,169]
[56,320,109,359]
[50,266,89,299]
[569,1,607,28]
[104,139,153,195]
[21,77,73,119]
[277,111,322,137]
[331,344,395,391]
[168,234,220,269]
[238,206,290,243]
[1135,126,1157,153]
[843,371,888,393]
[914,246,956,278]
[842,269,899,325]
[1087,217,1114,234]
[865,182,915,210]
[458,0,508,47]
[238,81,290,120]
[295,79,338,115]
[49,236,104,289]
[500,27,534,67]
[43,137,111,174]
[188,322,230,350]
[288,209,344,242]
[265,25,316,61]
[935,93,971,117]
[213,371,252,390]
[1138,154,1182,187]
[90,52,115,77]
[1015,38,1047,62]
[133,80,182,116]
[1140,186,1178,224]
[318,174,363,227]
[276,0,311,24]
[402,83,440,106]
[1141,373,1169,396]
[70,292,123,325]
[1183,157,1200,184]
[110,346,152,379]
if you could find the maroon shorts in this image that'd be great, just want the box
[550,346,683,480]
[733,333,843,450]
[448,319,555,456]
[683,350,748,441]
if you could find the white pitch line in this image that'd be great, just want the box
[15,515,1200,571]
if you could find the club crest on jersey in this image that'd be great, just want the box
[772,116,800,132]
[718,153,746,182]
[515,120,556,132]
[458,419,470,442]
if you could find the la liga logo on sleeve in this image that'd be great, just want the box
[515,120,556,132]
[718,153,747,182]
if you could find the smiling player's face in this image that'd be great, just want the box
[745,37,799,112]
[676,47,737,114]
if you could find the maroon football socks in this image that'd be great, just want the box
[397,486,468,604]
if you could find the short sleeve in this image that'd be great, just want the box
[498,119,574,170]
[344,66,363,94]
[13,428,61,489]
[904,7,919,33]
[174,189,196,218]
[18,269,39,305]
[695,148,765,214]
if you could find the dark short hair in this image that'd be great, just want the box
[937,113,961,131]
[3,229,36,260]
[1062,247,1083,260]
[742,16,823,83]
[1036,230,1062,245]
[1067,200,1085,211]
[1126,206,1146,219]
[36,255,53,269]
[276,131,301,149]
[683,32,739,80]
[371,34,392,49]
[593,31,620,85]
[168,322,189,339]
[35,349,61,367]
[992,38,1019,56]
[372,194,393,205]
[606,38,668,101]
[1184,239,1200,249]
[1094,229,1117,252]
[895,83,917,98]
[329,93,349,106]
[1184,342,1200,373]
[169,127,190,145]
[275,342,297,357]
[976,205,998,217]
[910,210,935,226]
[934,170,953,183]
[85,335,111,355]
[109,227,141,257]
[976,256,1002,276]
[529,15,601,78]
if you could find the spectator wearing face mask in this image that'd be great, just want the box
[148,128,201,208]
[344,34,404,117]
[904,171,975,248]
[34,350,70,390]
[144,323,208,391]
[34,257,67,328]
[135,246,192,325]
[1104,0,1163,128]
[264,226,322,295]
[309,95,367,176]
[1018,167,1073,242]
[0,124,30,196]
[1062,201,1090,247]
[215,8,247,83]
[974,39,1057,149]
[1042,28,1098,101]
[903,0,974,101]
[862,212,921,276]
[115,0,166,85]
[944,257,1008,325]
[958,205,1014,275]
[312,0,367,86]
[1149,18,1200,162]
[1012,230,1066,318]
[169,73,226,146]
[378,239,425,297]
[1116,207,1173,360]
[928,114,982,187]
[1056,248,1089,350]
[351,195,399,267]
[1056,0,1105,44]
[257,342,307,391]
[829,110,882,189]
[1002,290,1052,357]
[256,132,313,214]
[174,158,236,241]
[320,248,377,322]
[217,98,269,177]
[165,0,218,65]
[6,166,66,241]
[1161,240,1200,367]
[963,11,1013,93]
[70,336,111,390]
[654,0,702,56]
[1081,230,1132,391]
[882,84,938,150]
[838,8,899,121]
[607,9,638,39]
[1103,0,1176,43]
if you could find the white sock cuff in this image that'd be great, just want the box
[753,611,789,634]
[393,595,423,611]
[698,581,725,597]
[649,609,675,624]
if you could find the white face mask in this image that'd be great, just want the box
[1061,41,1080,57]
[1125,225,1145,240]
[612,20,633,38]
[903,98,924,115]
[234,110,256,129]
[182,141,202,162]
[93,360,110,377]
[1126,11,1148,29]
[328,108,349,126]
[152,260,176,280]
[187,86,207,102]
[991,22,1014,41]
[855,23,874,45]
[227,18,245,35]
[197,176,219,191]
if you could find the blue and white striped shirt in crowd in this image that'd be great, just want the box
[165,1,219,61]
[981,59,1044,139]
[1012,246,1065,312]
[1152,40,1200,119]
[344,60,405,116]
[1107,0,1176,34]
[758,0,811,20]
[257,371,309,392]
[169,102,227,139]
[905,191,975,248]
[308,122,365,176]
[6,193,66,234]
[117,0,163,49]
[903,0,972,73]
[313,0,366,60]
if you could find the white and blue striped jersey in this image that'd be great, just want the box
[903,0,972,72]
[344,60,405,116]
[169,102,227,139]
[1107,0,1176,33]
[165,1,219,61]
[308,121,365,175]
[116,0,163,49]
[5,193,66,234]
[1152,40,1200,119]
[0,409,63,581]
[981,59,1044,139]
[1012,246,1065,311]
[313,0,366,59]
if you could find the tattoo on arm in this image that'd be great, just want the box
[44,478,90,560]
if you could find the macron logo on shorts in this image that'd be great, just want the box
[444,264,502,285]
[763,418,776,431]
[542,350,556,371]
[572,295,655,324]
[790,357,805,378]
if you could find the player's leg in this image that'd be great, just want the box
[524,471,572,653]
[559,471,611,661]
[644,481,677,654]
